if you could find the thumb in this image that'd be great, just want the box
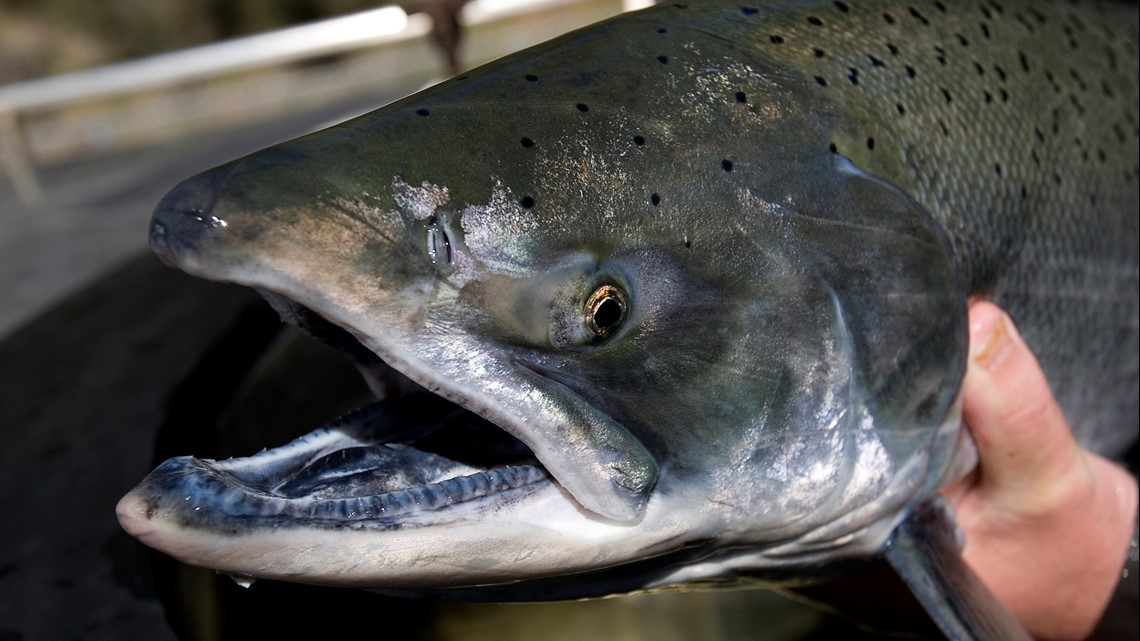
[960,301,1081,511]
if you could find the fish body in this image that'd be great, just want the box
[118,0,1138,636]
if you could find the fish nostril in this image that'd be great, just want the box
[148,163,236,263]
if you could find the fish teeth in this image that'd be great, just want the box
[262,464,548,522]
[149,456,549,525]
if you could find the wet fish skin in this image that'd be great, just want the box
[122,0,1137,611]
[734,0,1139,455]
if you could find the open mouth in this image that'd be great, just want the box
[131,292,555,530]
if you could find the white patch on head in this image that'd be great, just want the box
[458,178,546,277]
[393,177,450,220]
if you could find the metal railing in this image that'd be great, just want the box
[0,0,632,204]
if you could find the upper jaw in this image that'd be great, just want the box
[148,202,663,523]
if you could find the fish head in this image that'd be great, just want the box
[121,8,970,594]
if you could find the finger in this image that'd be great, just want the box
[961,301,1081,504]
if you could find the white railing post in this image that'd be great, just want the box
[0,111,42,203]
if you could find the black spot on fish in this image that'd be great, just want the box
[834,1,849,12]
[520,196,536,209]
[521,137,534,148]
[984,90,993,104]
[1028,7,1046,23]
[525,74,538,82]
[883,12,896,24]
[1070,94,1085,116]
[741,7,758,15]
[1098,148,1107,163]
[1034,127,1045,143]
[814,47,827,58]
[847,68,859,85]
[807,16,823,26]
[869,55,886,68]
[994,163,1002,177]
[770,35,784,44]
[1000,88,1009,103]
[974,62,985,76]
[934,1,947,12]
[956,34,969,46]
[657,55,669,64]
[1063,25,1079,49]
[721,159,734,172]
[1021,185,1028,199]
[577,103,589,112]
[887,43,899,55]
[866,137,875,150]
[941,88,952,103]
[634,135,646,146]
[994,65,1007,82]
[980,5,992,20]
[1031,150,1040,166]
[816,76,828,86]
[1019,52,1030,73]
[896,103,906,114]
[908,7,929,25]
[934,46,946,65]
[735,91,747,103]
[988,1,1004,15]
[980,22,991,39]
[416,109,430,116]
[1016,13,1034,32]
[1070,69,1087,92]
[906,65,917,78]
[829,142,838,153]
[938,119,949,136]
[657,27,667,34]
[651,193,661,206]
[684,238,692,249]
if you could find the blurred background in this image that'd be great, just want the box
[0,0,654,336]
[0,2,903,640]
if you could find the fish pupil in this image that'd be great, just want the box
[585,285,627,339]
[593,298,623,332]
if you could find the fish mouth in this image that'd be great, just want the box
[121,293,562,533]
[133,399,551,529]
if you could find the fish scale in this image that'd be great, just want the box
[682,0,1139,454]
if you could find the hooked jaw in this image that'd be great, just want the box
[123,157,668,586]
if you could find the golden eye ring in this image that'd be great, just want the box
[584,284,628,340]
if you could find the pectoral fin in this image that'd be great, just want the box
[883,499,1032,641]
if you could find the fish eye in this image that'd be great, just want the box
[585,284,627,340]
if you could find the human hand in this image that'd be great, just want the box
[944,301,1138,640]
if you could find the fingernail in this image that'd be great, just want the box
[971,312,1014,371]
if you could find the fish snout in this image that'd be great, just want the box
[149,163,237,265]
